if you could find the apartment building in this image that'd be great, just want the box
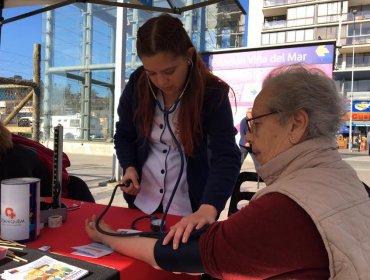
[248,0,370,146]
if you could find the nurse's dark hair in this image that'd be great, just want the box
[263,63,345,139]
[135,13,229,155]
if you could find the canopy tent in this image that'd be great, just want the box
[0,0,246,24]
[0,0,246,44]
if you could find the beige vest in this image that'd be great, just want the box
[254,138,370,279]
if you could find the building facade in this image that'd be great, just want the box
[250,0,370,148]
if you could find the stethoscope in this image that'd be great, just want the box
[95,59,193,238]
[147,59,193,114]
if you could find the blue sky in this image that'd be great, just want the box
[0,6,42,79]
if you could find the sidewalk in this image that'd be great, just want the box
[66,150,370,220]
[66,153,125,207]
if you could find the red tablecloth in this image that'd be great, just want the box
[27,199,200,280]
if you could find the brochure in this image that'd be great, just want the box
[71,242,113,258]
[1,255,89,280]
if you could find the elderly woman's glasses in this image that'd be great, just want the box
[246,111,278,133]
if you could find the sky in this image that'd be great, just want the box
[0,6,42,80]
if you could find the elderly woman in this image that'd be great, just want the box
[85,64,370,279]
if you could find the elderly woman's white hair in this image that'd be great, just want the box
[262,63,345,139]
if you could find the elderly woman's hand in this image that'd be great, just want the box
[162,204,217,249]
[85,215,115,244]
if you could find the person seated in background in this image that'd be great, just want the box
[85,64,370,279]
[239,107,259,169]
[238,108,252,164]
[0,121,95,202]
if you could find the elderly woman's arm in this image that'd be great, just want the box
[85,215,159,268]
[85,215,204,273]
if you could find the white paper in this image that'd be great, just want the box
[71,242,113,258]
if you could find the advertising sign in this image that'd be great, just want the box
[352,100,370,113]
[203,43,335,132]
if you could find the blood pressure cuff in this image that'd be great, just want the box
[153,229,206,273]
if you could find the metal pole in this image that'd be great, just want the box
[349,9,357,152]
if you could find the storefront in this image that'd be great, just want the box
[338,100,370,150]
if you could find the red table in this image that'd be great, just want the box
[27,199,201,280]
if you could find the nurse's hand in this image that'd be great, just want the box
[120,167,141,195]
[162,204,217,249]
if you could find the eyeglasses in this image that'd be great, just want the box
[246,111,278,133]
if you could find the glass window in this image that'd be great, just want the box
[297,6,306,18]
[221,28,231,48]
[337,54,343,68]
[287,31,296,42]
[346,54,354,67]
[305,17,314,25]
[306,5,315,17]
[355,53,363,66]
[305,29,314,40]
[296,18,305,26]
[358,80,370,91]
[277,32,285,43]
[42,3,116,141]
[53,6,83,67]
[70,119,80,127]
[288,8,297,20]
[270,32,277,44]
[204,2,246,51]
[318,3,328,17]
[262,33,270,45]
[327,26,338,39]
[296,30,304,41]
[328,2,339,15]
[364,53,370,66]
[361,22,370,35]
[92,11,115,65]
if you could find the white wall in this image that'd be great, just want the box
[247,1,264,48]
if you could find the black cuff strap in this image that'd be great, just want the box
[154,227,208,273]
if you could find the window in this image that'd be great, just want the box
[296,30,305,41]
[348,52,370,67]
[317,2,341,23]
[358,79,370,91]
[305,29,314,40]
[262,33,270,45]
[337,54,343,67]
[70,119,80,128]
[287,31,296,42]
[318,3,328,16]
[346,54,354,67]
[261,32,286,45]
[270,32,277,44]
[328,2,340,15]
[264,15,286,29]
[277,32,285,43]
[287,5,315,27]
[364,53,370,66]
[317,26,338,40]
[355,53,363,66]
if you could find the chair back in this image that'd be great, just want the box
[228,171,264,216]
[363,181,370,197]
